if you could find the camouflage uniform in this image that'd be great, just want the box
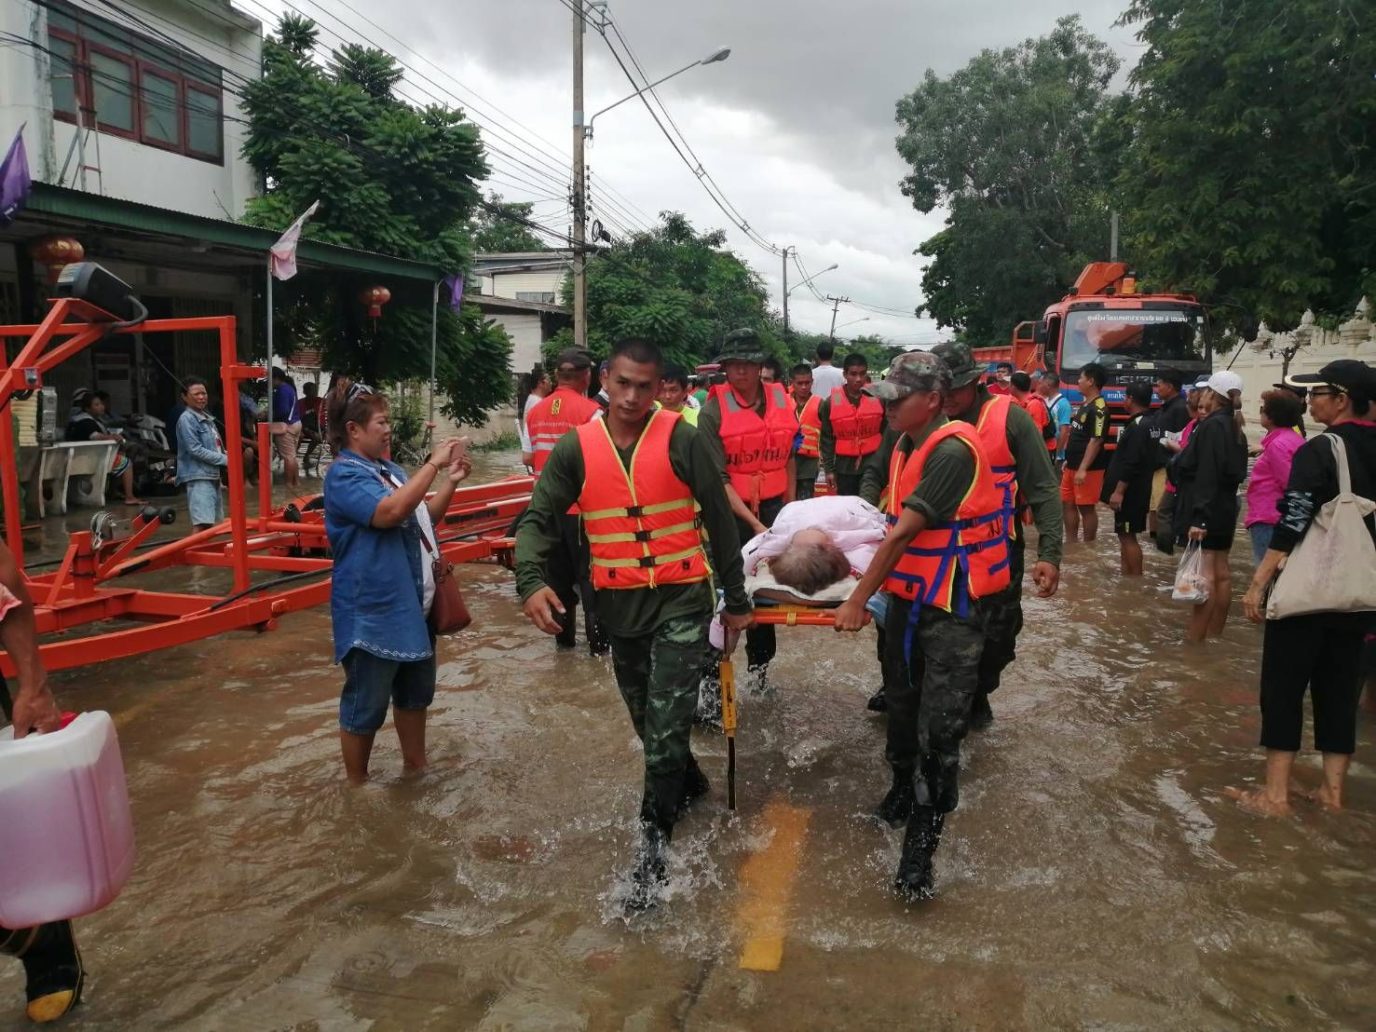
[882,593,987,813]
[607,615,711,829]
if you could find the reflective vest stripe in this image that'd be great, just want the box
[579,498,690,522]
[589,544,705,570]
[584,518,700,545]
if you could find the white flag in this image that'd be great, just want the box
[269,200,320,281]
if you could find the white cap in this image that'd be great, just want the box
[1206,370,1244,396]
[1191,377,1210,390]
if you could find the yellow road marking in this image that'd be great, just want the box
[736,799,810,972]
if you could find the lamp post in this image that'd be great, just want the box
[835,316,871,334]
[573,40,731,351]
[585,47,731,141]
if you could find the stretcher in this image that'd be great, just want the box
[718,599,868,810]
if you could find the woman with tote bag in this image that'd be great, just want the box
[1233,361,1376,815]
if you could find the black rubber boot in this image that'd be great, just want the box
[625,821,671,912]
[874,766,915,827]
[894,808,945,902]
[866,687,888,713]
[969,691,994,732]
[676,755,710,819]
[0,921,84,1023]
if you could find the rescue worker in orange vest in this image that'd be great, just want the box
[697,328,798,684]
[820,353,885,497]
[931,342,1062,729]
[790,364,822,500]
[834,351,1009,901]
[515,339,752,911]
[523,349,608,654]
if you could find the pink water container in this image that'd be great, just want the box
[0,711,136,927]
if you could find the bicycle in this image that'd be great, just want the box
[391,421,435,468]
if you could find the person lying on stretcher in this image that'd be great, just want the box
[709,496,888,654]
[741,494,888,603]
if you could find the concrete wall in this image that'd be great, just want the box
[0,0,261,220]
[494,312,544,376]
[1228,301,1376,420]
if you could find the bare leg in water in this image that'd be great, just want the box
[1206,550,1232,636]
[1308,753,1351,810]
[1079,503,1098,542]
[1118,532,1143,576]
[340,730,374,785]
[1225,749,1297,816]
[1063,502,1080,544]
[393,708,428,775]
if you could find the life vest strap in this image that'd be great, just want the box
[590,544,704,569]
[580,498,691,522]
[584,518,700,545]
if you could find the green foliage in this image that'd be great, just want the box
[237,14,511,424]
[472,431,521,453]
[1116,0,1376,334]
[894,16,1123,343]
[472,192,547,253]
[546,212,779,368]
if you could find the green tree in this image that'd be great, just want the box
[1117,0,1375,335]
[472,192,548,253]
[549,212,779,368]
[895,16,1122,343]
[238,14,511,424]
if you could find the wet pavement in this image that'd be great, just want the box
[3,451,1374,1030]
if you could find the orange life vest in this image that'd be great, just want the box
[796,394,822,459]
[972,394,1020,543]
[527,386,601,473]
[828,388,883,457]
[883,421,1010,616]
[713,382,798,510]
[574,410,709,591]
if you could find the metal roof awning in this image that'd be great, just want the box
[7,183,446,283]
[469,292,569,316]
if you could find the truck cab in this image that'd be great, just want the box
[1038,262,1209,442]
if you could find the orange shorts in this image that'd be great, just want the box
[1060,467,1104,506]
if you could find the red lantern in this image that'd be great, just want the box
[30,236,85,284]
[359,285,391,319]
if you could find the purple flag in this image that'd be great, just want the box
[0,126,32,228]
[445,273,465,312]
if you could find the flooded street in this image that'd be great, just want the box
[4,451,1374,1031]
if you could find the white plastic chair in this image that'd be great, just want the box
[57,441,118,512]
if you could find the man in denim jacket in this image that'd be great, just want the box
[175,377,228,531]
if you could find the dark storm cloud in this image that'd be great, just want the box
[412,0,1135,190]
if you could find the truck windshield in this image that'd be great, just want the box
[1060,308,1205,372]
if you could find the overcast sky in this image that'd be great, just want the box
[246,0,1137,344]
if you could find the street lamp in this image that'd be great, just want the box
[786,263,837,297]
[586,47,731,141]
[836,316,871,332]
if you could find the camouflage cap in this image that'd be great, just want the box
[930,341,983,388]
[713,327,766,366]
[864,350,952,401]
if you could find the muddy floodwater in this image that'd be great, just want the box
[3,450,1374,1031]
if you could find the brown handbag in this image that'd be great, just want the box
[420,532,472,634]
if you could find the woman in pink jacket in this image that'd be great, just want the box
[1244,390,1306,562]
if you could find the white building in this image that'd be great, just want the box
[472,251,572,374]
[0,0,441,426]
[0,0,261,219]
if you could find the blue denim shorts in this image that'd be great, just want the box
[339,646,437,734]
[185,479,223,526]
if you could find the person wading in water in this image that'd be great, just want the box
[516,339,753,910]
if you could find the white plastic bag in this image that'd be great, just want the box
[1171,541,1210,604]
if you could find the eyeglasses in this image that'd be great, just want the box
[1308,387,1346,399]
[345,381,376,403]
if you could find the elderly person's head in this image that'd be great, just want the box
[769,528,852,596]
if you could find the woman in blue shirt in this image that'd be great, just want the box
[323,383,470,784]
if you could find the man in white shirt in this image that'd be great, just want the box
[810,342,845,398]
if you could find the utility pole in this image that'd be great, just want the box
[571,0,587,350]
[781,246,791,342]
[826,295,850,343]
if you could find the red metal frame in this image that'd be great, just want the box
[0,299,532,674]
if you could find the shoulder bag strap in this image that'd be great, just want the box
[1324,432,1352,495]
